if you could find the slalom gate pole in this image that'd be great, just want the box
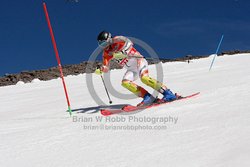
[209,35,224,71]
[100,75,112,104]
[43,2,72,116]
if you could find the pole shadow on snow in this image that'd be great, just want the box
[69,104,129,114]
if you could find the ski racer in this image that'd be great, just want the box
[95,31,177,106]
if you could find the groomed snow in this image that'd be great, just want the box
[0,54,250,167]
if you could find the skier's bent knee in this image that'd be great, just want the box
[140,76,150,85]
[121,80,130,88]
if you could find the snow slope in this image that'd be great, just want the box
[0,54,250,167]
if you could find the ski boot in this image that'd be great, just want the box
[163,89,177,101]
[156,89,177,103]
[137,93,156,107]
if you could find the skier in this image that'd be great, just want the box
[95,31,177,106]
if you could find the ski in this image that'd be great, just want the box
[100,92,200,116]
[122,92,200,112]
[100,108,124,116]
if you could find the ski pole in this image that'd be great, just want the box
[100,75,113,104]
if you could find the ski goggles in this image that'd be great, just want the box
[98,40,109,48]
[98,36,112,48]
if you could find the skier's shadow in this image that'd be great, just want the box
[71,104,129,114]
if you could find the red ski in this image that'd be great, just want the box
[100,108,124,116]
[100,92,200,116]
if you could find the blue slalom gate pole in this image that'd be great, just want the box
[209,35,224,71]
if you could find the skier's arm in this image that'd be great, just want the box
[95,51,112,75]
[101,51,113,73]
[113,51,127,60]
